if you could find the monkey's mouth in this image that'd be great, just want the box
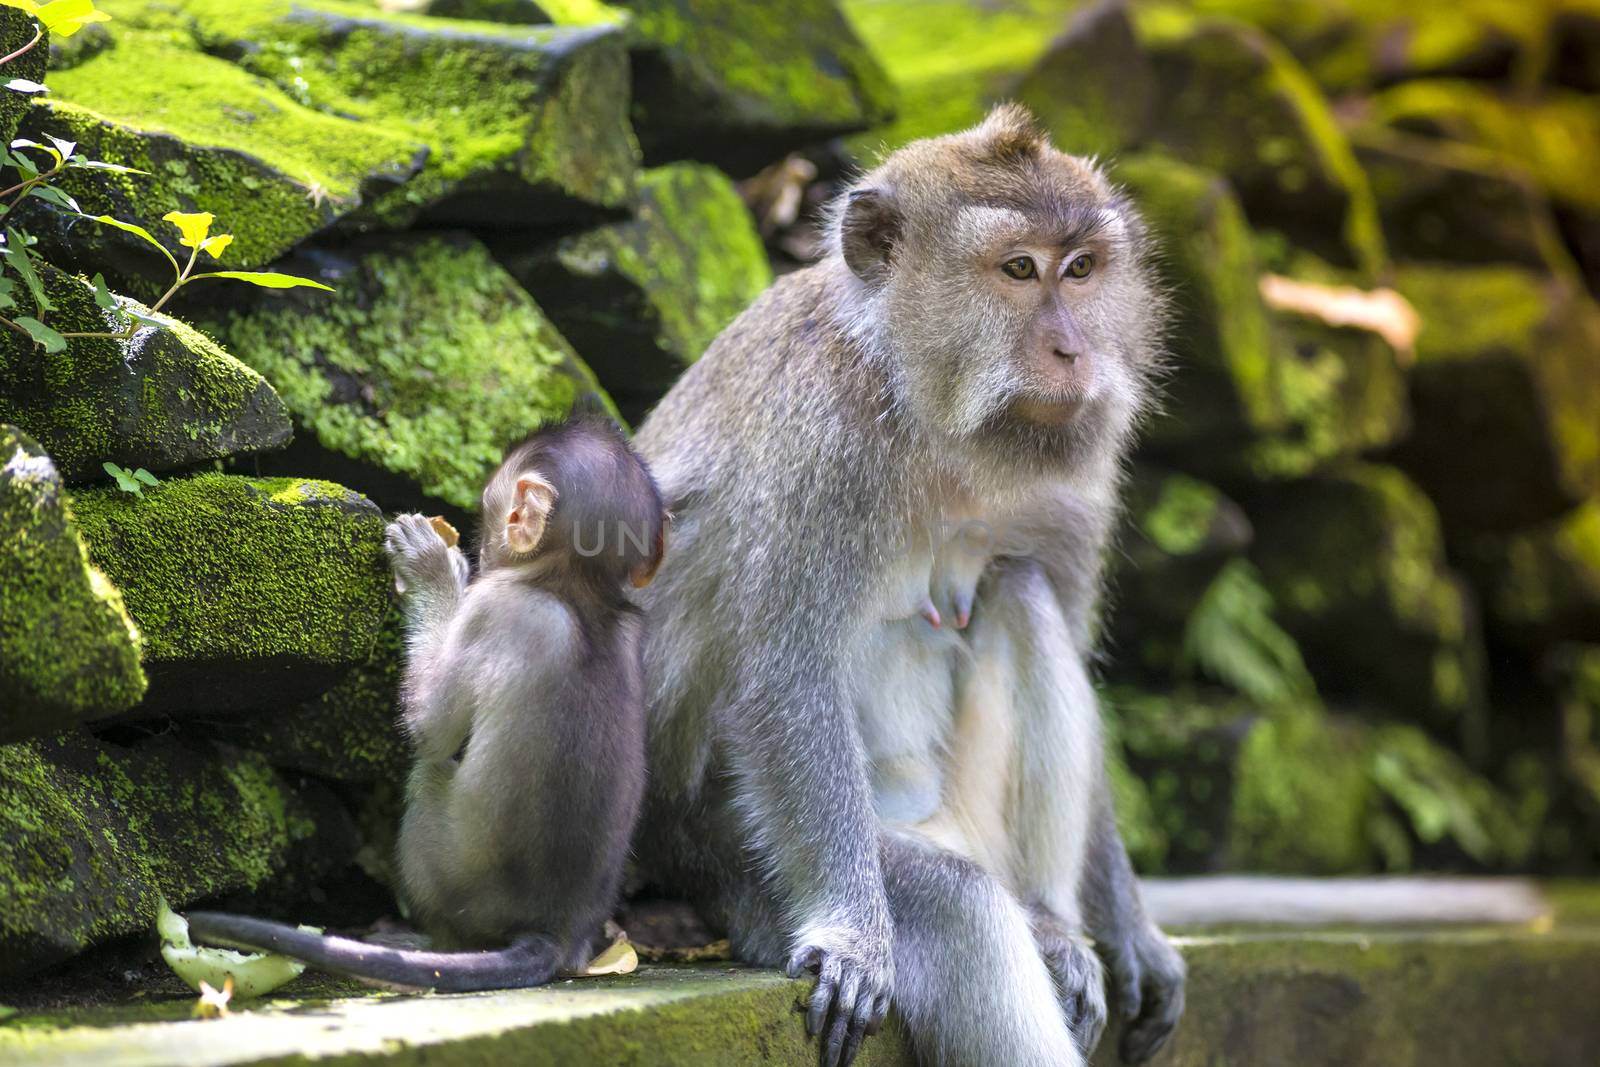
[1009,392,1085,426]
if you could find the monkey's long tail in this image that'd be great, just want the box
[185,912,562,993]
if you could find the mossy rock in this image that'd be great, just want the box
[604,0,895,173]
[1104,468,1252,682]
[1117,154,1387,478]
[1111,690,1374,874]
[1454,499,1600,650]
[840,0,1075,158]
[0,7,47,146]
[199,233,615,516]
[502,163,771,420]
[1242,463,1487,732]
[0,427,145,744]
[1552,644,1600,827]
[200,608,409,784]
[69,474,389,713]
[1364,79,1600,215]
[1015,0,1154,159]
[1352,131,1560,271]
[0,265,292,483]
[25,32,428,299]
[1206,0,1542,94]
[1134,10,1386,276]
[139,0,639,225]
[0,729,356,982]
[1389,265,1600,531]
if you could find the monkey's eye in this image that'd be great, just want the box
[1001,256,1037,280]
[1066,253,1094,279]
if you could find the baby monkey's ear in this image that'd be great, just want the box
[505,472,557,555]
[631,511,669,588]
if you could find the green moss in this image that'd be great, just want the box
[1139,473,1228,557]
[615,0,893,163]
[1015,0,1152,159]
[209,609,409,783]
[0,732,332,981]
[36,33,426,289]
[509,163,769,413]
[68,473,387,669]
[841,0,1068,156]
[0,428,146,742]
[1370,79,1600,213]
[133,0,638,216]
[208,234,615,512]
[0,266,292,482]
[1231,704,1374,873]
[1392,265,1600,528]
[1135,12,1387,275]
[0,8,47,146]
[1456,500,1600,646]
[1246,463,1484,730]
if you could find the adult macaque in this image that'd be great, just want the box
[189,419,666,992]
[631,106,1185,1066]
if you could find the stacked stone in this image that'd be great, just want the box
[842,0,1600,876]
[0,0,859,982]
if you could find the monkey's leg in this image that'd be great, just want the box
[954,557,1107,1055]
[882,830,1086,1067]
[977,557,1183,1063]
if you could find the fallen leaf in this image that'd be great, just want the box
[569,937,639,977]
[156,897,310,999]
[1259,273,1420,364]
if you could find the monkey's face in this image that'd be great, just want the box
[837,105,1165,476]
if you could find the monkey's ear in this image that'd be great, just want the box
[631,512,668,589]
[505,472,557,555]
[841,186,901,286]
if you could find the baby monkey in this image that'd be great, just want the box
[187,417,666,991]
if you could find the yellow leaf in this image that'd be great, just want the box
[34,0,111,37]
[162,210,214,249]
[571,937,638,977]
[199,233,233,260]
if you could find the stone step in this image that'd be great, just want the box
[3,884,1598,1066]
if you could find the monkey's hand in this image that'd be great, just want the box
[1031,907,1108,1058]
[785,919,894,1067]
[1099,918,1185,1064]
[385,513,470,599]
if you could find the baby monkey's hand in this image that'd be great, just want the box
[385,513,469,597]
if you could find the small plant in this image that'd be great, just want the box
[101,461,159,496]
[1180,557,1317,705]
[0,1,332,353]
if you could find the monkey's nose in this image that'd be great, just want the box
[1052,347,1079,364]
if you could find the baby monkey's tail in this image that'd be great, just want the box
[185,912,562,993]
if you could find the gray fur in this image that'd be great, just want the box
[631,106,1183,1066]
[190,418,665,993]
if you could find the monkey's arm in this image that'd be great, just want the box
[384,514,472,760]
[1081,773,1186,1065]
[720,560,893,1066]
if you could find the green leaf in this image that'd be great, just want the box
[4,79,48,94]
[27,183,78,213]
[123,305,168,331]
[101,461,142,495]
[44,135,75,160]
[90,271,114,309]
[9,137,60,168]
[69,158,147,175]
[15,315,66,352]
[34,0,111,39]
[190,270,333,291]
[84,215,180,275]
[0,276,15,313]
[5,228,52,314]
[132,467,160,487]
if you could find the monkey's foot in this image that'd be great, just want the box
[385,513,469,596]
[1032,913,1108,1058]
[785,929,892,1067]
